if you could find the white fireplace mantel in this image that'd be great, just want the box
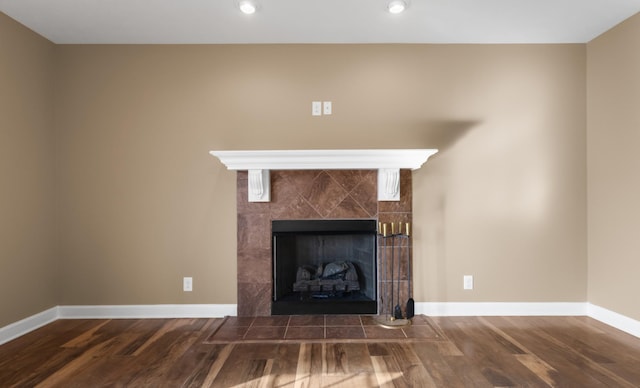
[209,149,437,171]
[209,149,438,202]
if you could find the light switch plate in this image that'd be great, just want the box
[312,101,322,116]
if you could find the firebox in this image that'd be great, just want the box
[271,219,377,315]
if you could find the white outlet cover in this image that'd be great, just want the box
[183,277,193,292]
[323,101,332,115]
[463,275,474,290]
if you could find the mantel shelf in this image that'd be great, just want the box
[209,149,438,171]
[209,149,438,202]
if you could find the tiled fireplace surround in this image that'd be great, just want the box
[236,169,412,317]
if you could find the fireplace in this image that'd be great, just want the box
[229,168,414,316]
[211,149,434,316]
[272,219,377,315]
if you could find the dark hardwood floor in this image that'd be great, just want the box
[1,315,640,387]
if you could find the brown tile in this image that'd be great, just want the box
[271,170,324,220]
[302,171,349,218]
[207,326,248,342]
[237,282,271,317]
[271,195,321,220]
[277,170,322,194]
[237,248,271,283]
[364,326,407,339]
[244,326,286,340]
[252,316,290,327]
[360,170,377,184]
[327,195,371,219]
[223,317,255,327]
[350,173,378,217]
[325,315,362,326]
[236,172,248,209]
[237,213,271,249]
[270,170,296,199]
[360,315,381,326]
[325,326,365,339]
[289,315,325,326]
[270,172,304,215]
[326,170,365,192]
[285,326,325,340]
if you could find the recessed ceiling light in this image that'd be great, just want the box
[388,0,406,14]
[239,1,257,15]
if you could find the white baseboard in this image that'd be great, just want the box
[58,304,237,319]
[415,302,640,339]
[0,307,59,346]
[587,303,640,338]
[0,304,235,345]
[3,302,639,344]
[415,302,587,317]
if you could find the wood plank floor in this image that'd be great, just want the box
[1,315,640,387]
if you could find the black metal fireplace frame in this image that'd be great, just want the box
[271,219,378,315]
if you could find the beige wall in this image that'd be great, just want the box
[53,44,587,305]
[413,46,587,302]
[587,14,640,321]
[0,8,593,322]
[0,13,56,326]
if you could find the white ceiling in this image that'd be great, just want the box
[1,0,639,44]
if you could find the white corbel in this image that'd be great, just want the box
[248,169,270,202]
[378,168,400,201]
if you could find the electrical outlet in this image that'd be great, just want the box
[183,277,193,292]
[323,101,332,115]
[463,275,473,290]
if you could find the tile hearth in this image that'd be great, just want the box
[206,315,443,343]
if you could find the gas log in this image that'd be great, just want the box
[293,261,360,293]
